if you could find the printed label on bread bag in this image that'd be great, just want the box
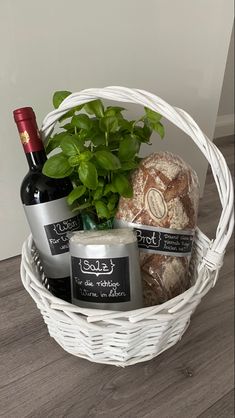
[145,188,167,221]
[71,256,130,303]
[115,220,194,256]
[44,215,81,255]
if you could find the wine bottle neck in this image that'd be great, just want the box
[26,150,47,171]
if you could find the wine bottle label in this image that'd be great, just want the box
[24,197,81,278]
[44,217,80,255]
[71,256,131,303]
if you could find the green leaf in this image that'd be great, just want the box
[68,155,81,167]
[113,174,133,198]
[42,153,73,178]
[78,161,98,190]
[103,183,117,195]
[153,121,165,139]
[99,116,119,133]
[60,123,74,131]
[84,100,104,118]
[144,108,164,138]
[58,109,75,123]
[118,135,140,161]
[58,105,84,123]
[71,114,92,130]
[142,123,152,141]
[79,150,93,162]
[95,150,121,171]
[121,160,139,171]
[132,125,152,143]
[45,132,67,154]
[104,106,125,117]
[107,194,119,211]
[76,202,92,211]
[79,130,90,141]
[144,107,162,124]
[93,187,104,201]
[60,135,84,156]
[118,119,134,132]
[67,185,86,205]
[53,91,71,109]
[94,200,110,219]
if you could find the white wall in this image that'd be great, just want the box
[215,25,234,138]
[218,26,234,116]
[0,0,234,260]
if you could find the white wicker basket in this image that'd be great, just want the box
[20,86,234,367]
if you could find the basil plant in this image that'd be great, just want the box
[42,90,164,225]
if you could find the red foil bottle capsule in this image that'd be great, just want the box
[13,107,43,153]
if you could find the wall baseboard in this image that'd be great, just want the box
[214,114,234,138]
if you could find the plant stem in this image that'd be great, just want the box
[105,131,108,147]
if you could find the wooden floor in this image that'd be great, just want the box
[0,136,234,418]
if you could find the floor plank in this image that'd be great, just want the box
[198,389,234,418]
[0,135,234,418]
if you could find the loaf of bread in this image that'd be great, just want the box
[115,151,199,306]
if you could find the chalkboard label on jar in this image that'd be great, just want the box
[71,256,130,303]
[44,215,81,255]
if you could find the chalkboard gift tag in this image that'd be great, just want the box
[69,229,143,311]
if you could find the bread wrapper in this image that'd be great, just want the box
[115,151,199,306]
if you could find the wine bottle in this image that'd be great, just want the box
[13,107,81,302]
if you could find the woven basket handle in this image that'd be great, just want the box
[40,86,234,270]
